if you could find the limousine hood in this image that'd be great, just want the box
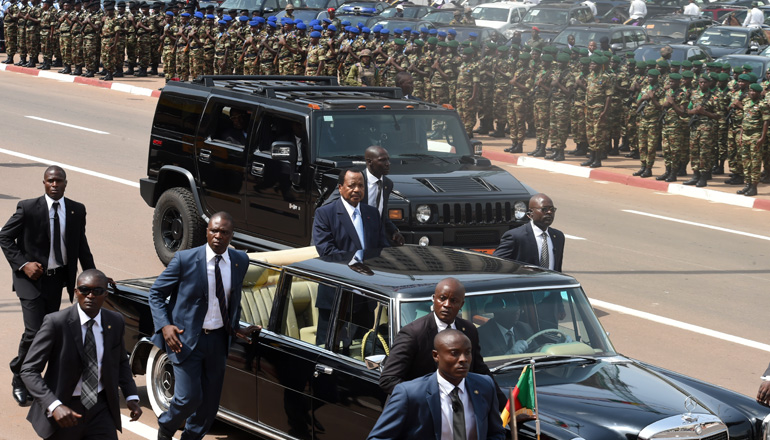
[493,357,758,439]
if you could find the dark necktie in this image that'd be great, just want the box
[506,329,514,351]
[540,231,549,269]
[373,179,382,212]
[81,319,98,410]
[214,255,230,334]
[450,387,467,440]
[52,201,64,267]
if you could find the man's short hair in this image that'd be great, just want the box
[337,168,364,186]
[394,71,412,88]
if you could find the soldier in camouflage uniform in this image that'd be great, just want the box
[159,11,176,81]
[258,21,279,75]
[173,12,191,81]
[231,15,249,75]
[491,45,513,138]
[607,55,624,155]
[506,52,532,154]
[429,41,452,105]
[320,25,339,78]
[15,0,28,66]
[81,0,101,77]
[113,1,129,77]
[529,53,554,157]
[455,47,479,138]
[201,14,215,76]
[69,0,84,75]
[407,40,428,99]
[56,0,73,73]
[446,40,462,108]
[582,55,613,168]
[148,3,162,76]
[99,0,120,80]
[658,73,690,182]
[3,0,20,64]
[293,22,308,75]
[134,2,151,76]
[305,30,323,76]
[346,48,379,86]
[24,0,42,68]
[123,1,138,74]
[277,19,297,76]
[736,83,769,196]
[473,41,496,135]
[213,19,230,75]
[568,57,590,157]
[241,20,261,75]
[547,53,575,161]
[713,72,732,175]
[725,74,751,186]
[187,12,205,79]
[684,76,721,187]
[633,69,665,178]
[37,0,55,70]
[383,38,408,87]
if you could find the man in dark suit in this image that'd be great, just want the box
[149,212,259,440]
[20,269,142,439]
[323,146,405,246]
[395,71,421,101]
[493,193,565,272]
[368,329,506,440]
[379,277,507,409]
[313,169,390,256]
[477,296,534,357]
[0,166,96,406]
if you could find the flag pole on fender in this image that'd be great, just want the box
[510,385,518,440]
[531,359,540,440]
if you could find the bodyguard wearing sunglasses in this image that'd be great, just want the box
[493,193,565,272]
[20,269,142,439]
[0,166,96,407]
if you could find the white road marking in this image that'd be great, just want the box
[25,116,110,135]
[591,298,770,353]
[623,209,770,241]
[0,147,139,188]
[564,234,586,240]
[121,416,180,440]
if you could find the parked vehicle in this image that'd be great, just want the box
[634,42,713,61]
[695,25,768,57]
[553,24,649,55]
[471,2,532,30]
[715,54,770,80]
[643,15,713,44]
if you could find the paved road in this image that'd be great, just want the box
[0,73,769,439]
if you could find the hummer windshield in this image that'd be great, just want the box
[398,287,616,367]
[313,111,474,159]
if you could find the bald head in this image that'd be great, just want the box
[433,277,465,325]
[365,146,390,178]
[77,268,107,286]
[528,193,556,230]
[434,328,469,350]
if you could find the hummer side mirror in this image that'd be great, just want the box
[471,139,483,156]
[271,141,296,161]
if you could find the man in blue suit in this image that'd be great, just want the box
[313,169,390,256]
[149,212,259,440]
[368,329,507,440]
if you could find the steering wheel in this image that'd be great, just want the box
[525,329,570,346]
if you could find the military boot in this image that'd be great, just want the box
[136,67,148,77]
[52,58,63,67]
[625,150,640,159]
[26,59,36,68]
[552,149,565,161]
[82,70,94,77]
[641,167,652,178]
[656,166,671,181]
[101,71,113,81]
[124,62,135,75]
[683,170,700,185]
[113,69,124,78]
[15,55,26,66]
[744,184,758,196]
[590,154,602,168]
[3,55,14,64]
[678,163,688,176]
[695,172,708,187]
[61,65,72,74]
[490,123,506,138]
[528,141,541,156]
[737,183,751,194]
[581,151,595,167]
[632,165,647,176]
[665,165,678,182]
[711,160,725,175]
[532,142,546,157]
[473,119,489,135]
[72,65,83,76]
[150,64,159,76]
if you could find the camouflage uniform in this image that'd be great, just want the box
[100,14,120,75]
[346,60,379,86]
[636,82,665,170]
[493,52,514,133]
[4,2,20,62]
[214,28,232,75]
[477,50,495,129]
[293,31,308,76]
[384,49,408,87]
[585,68,613,157]
[408,49,429,99]
[39,6,55,65]
[660,86,690,177]
[715,84,731,171]
[82,8,101,74]
[278,30,298,76]
[124,9,137,71]
[508,57,532,147]
[455,57,479,135]
[429,51,451,105]
[58,8,73,68]
[16,1,28,64]
[532,63,553,147]
[305,41,322,76]
[740,95,770,186]
[688,88,720,175]
[726,89,747,178]
[242,33,260,75]
[160,20,176,80]
[26,2,42,64]
[258,31,278,75]
[549,65,575,153]
[70,7,85,71]
[320,35,338,78]
[114,9,129,74]
[174,22,190,80]
[189,22,205,79]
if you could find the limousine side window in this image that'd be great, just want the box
[331,289,390,362]
[277,274,335,349]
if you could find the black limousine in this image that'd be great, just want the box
[106,245,770,440]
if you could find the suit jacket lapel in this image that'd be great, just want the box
[466,375,487,440]
[426,373,442,440]
[361,172,369,206]
[197,246,208,300]
[38,196,51,249]
[336,199,362,250]
[67,305,86,361]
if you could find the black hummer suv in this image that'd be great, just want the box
[142,76,536,264]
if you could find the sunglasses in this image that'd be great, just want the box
[76,286,108,296]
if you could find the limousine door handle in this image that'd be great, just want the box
[251,162,265,177]
[199,149,212,163]
[314,364,333,377]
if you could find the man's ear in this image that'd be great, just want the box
[432,349,439,364]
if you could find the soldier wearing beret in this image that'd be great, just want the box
[659,72,690,182]
[455,46,480,137]
[737,83,770,196]
[491,45,513,138]
[725,74,752,186]
[634,68,665,178]
[506,51,532,154]
[529,52,554,157]
[547,52,575,161]
[99,1,120,80]
[684,74,721,187]
[582,55,613,168]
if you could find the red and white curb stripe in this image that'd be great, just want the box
[484,150,770,212]
[0,63,161,98]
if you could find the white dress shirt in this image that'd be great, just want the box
[365,168,384,214]
[683,2,700,15]
[48,304,139,415]
[628,0,647,19]
[437,374,477,440]
[45,194,67,270]
[581,0,597,16]
[531,221,554,271]
[744,7,764,26]
[434,313,457,332]
[202,244,232,330]
[340,197,365,247]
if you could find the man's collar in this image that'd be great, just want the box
[433,312,455,331]
[205,243,230,264]
[437,372,466,396]
[44,194,65,210]
[531,220,548,235]
[76,303,102,327]
[365,168,380,183]
[340,197,358,216]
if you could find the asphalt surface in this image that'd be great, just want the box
[1,67,770,439]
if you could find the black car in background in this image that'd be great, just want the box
[695,25,769,57]
[366,17,436,31]
[435,24,505,45]
[106,245,770,440]
[716,54,770,81]
[634,42,713,62]
[643,15,713,44]
[422,9,457,24]
[553,24,649,55]
[511,2,595,35]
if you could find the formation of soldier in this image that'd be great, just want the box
[478,44,770,197]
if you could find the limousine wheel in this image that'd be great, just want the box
[152,187,205,266]
[146,346,175,417]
